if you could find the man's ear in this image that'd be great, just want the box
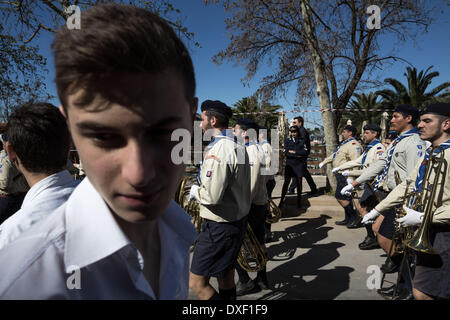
[190,97,198,120]
[59,105,67,119]
[5,141,17,163]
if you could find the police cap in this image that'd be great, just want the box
[201,100,233,119]
[420,103,450,118]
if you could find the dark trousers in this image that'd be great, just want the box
[288,165,316,192]
[0,193,26,224]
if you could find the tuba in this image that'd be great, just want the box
[266,198,282,224]
[176,175,267,272]
[404,146,446,255]
[237,224,268,272]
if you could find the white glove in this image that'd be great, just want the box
[362,209,380,225]
[332,167,340,173]
[319,162,324,169]
[340,184,354,196]
[346,177,354,184]
[189,185,200,201]
[341,170,350,177]
[396,206,424,227]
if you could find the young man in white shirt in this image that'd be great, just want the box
[0,102,79,250]
[0,4,197,299]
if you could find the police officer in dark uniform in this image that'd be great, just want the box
[279,125,309,208]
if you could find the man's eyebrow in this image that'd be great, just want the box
[76,121,117,131]
[76,116,185,131]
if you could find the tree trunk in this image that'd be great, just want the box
[300,0,338,190]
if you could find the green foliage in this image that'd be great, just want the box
[377,66,450,109]
[230,96,281,129]
[339,92,387,134]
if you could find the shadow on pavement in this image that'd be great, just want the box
[261,214,354,299]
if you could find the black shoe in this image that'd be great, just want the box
[381,259,400,274]
[392,288,414,300]
[278,201,285,209]
[347,217,363,229]
[377,285,396,297]
[236,280,260,296]
[335,219,350,226]
[264,232,274,243]
[308,189,319,197]
[287,190,295,195]
[255,277,269,290]
[359,237,380,250]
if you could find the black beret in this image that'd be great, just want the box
[420,103,450,118]
[201,100,232,119]
[386,130,398,140]
[343,125,357,135]
[363,123,381,133]
[394,104,419,118]
[236,118,258,130]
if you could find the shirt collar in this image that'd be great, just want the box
[22,170,74,209]
[64,177,196,273]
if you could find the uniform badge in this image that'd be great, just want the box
[250,162,254,167]
[417,145,422,150]
[206,171,212,178]
[417,151,423,157]
[356,147,361,153]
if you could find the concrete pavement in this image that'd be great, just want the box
[188,175,393,300]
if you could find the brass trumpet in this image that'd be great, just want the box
[404,146,445,255]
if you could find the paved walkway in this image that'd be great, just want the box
[188,175,391,300]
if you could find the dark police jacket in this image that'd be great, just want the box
[284,137,309,167]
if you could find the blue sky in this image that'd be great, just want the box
[35,0,450,129]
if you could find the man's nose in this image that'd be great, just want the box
[122,143,155,188]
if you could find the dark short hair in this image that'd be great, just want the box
[289,125,300,132]
[343,125,357,136]
[6,102,71,174]
[52,4,196,111]
[394,104,419,126]
[205,110,229,129]
[293,116,304,125]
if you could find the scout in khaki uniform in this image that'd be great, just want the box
[0,136,29,224]
[342,104,426,300]
[333,124,385,247]
[364,103,450,300]
[189,100,251,301]
[233,119,269,296]
[343,105,427,266]
[319,125,362,226]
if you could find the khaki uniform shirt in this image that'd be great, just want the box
[247,142,268,206]
[195,135,251,223]
[356,132,427,191]
[339,142,386,177]
[0,151,28,196]
[322,138,362,168]
[375,147,450,225]
[260,140,275,179]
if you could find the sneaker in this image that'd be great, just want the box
[236,280,260,296]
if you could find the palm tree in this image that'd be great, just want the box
[340,92,385,135]
[231,96,282,129]
[377,66,450,109]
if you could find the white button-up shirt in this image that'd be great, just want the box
[0,178,196,299]
[0,170,79,250]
